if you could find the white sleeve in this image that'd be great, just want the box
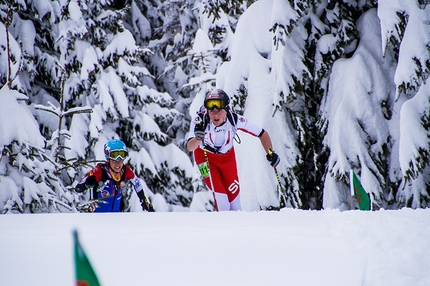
[130,176,143,193]
[236,115,264,137]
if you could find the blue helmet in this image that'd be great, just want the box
[104,139,128,160]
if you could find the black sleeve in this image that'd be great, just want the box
[136,190,147,202]
[258,129,266,138]
[75,176,98,193]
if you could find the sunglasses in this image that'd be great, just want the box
[109,150,128,161]
[205,99,225,111]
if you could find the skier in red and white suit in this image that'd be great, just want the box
[187,89,280,211]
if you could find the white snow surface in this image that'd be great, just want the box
[1,208,429,286]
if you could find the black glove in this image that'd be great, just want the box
[84,176,97,188]
[137,191,155,212]
[141,198,155,212]
[194,122,206,141]
[266,151,280,167]
[75,176,97,193]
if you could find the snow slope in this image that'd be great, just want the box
[1,208,429,286]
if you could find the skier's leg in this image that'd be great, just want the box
[216,148,241,209]
[206,160,231,211]
[229,193,242,211]
[194,148,214,191]
[213,192,230,211]
[194,148,229,211]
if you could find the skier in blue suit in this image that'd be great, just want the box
[76,139,154,212]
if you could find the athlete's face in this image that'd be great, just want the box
[108,159,124,173]
[208,108,227,126]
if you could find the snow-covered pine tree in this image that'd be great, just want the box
[223,0,369,209]
[34,63,93,185]
[130,0,199,147]
[46,0,195,210]
[0,1,35,93]
[0,86,73,213]
[322,7,399,210]
[120,0,200,208]
[379,0,430,208]
[0,2,75,213]
[311,1,384,210]
[191,0,248,98]
[268,0,311,209]
[0,0,195,211]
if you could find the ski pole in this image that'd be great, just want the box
[197,119,218,210]
[202,142,219,211]
[89,186,95,213]
[268,148,286,208]
[202,145,216,192]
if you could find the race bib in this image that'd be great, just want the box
[198,162,209,178]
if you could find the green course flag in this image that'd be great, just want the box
[350,170,371,211]
[73,230,101,286]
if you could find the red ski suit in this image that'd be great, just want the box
[189,109,264,211]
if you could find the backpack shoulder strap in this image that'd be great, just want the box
[98,163,109,182]
[121,166,128,181]
[225,108,241,144]
[226,108,238,127]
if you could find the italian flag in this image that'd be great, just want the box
[350,170,371,211]
[73,230,100,286]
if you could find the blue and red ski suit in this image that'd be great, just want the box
[76,162,146,212]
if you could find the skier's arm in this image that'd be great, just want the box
[75,165,102,192]
[126,167,154,212]
[187,137,200,152]
[187,115,206,152]
[75,176,97,192]
[259,130,280,167]
[258,130,273,154]
[136,189,154,212]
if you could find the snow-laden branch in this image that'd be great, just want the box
[34,103,92,117]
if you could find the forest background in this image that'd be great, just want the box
[0,0,429,213]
